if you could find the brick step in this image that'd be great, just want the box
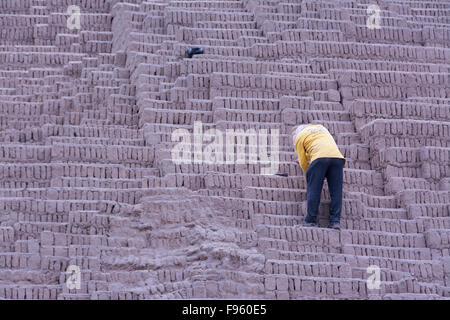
[89,287,173,300]
[47,136,145,146]
[0,252,38,269]
[0,119,62,131]
[183,57,312,76]
[0,88,17,95]
[214,107,281,123]
[40,242,140,259]
[177,27,261,42]
[139,187,201,199]
[40,231,146,251]
[0,227,14,246]
[50,143,154,165]
[311,57,450,74]
[79,118,115,126]
[264,275,367,298]
[270,271,445,298]
[51,177,147,189]
[422,229,450,250]
[2,199,119,217]
[257,213,420,233]
[57,293,91,300]
[343,218,419,233]
[0,144,51,163]
[141,108,213,124]
[210,72,336,92]
[166,10,254,24]
[0,268,57,285]
[342,242,433,261]
[417,216,450,230]
[48,162,157,179]
[286,110,351,123]
[387,177,438,193]
[15,221,68,235]
[0,52,85,66]
[0,180,50,189]
[0,185,140,201]
[193,20,258,30]
[79,31,113,43]
[42,124,144,139]
[192,38,238,47]
[265,259,350,278]
[169,0,244,9]
[404,190,450,206]
[61,281,108,295]
[258,237,340,255]
[346,192,399,209]
[383,292,446,300]
[213,97,280,111]
[0,105,58,119]
[270,249,349,263]
[257,213,302,226]
[259,225,426,248]
[364,207,407,219]
[283,29,346,42]
[344,229,426,248]
[243,186,306,203]
[351,99,449,124]
[351,266,428,284]
[408,204,449,219]
[213,98,342,113]
[267,248,440,283]
[0,284,62,299]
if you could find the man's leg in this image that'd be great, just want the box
[305,158,329,224]
[326,158,344,225]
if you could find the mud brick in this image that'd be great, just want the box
[276,277,288,291]
[40,232,53,246]
[276,290,289,299]
[265,277,276,291]
[0,0,448,301]
[301,280,315,295]
[328,89,341,102]
[425,230,442,249]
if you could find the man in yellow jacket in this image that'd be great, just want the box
[292,124,346,229]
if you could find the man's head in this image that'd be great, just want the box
[291,125,308,135]
[291,124,309,146]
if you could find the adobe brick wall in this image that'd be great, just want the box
[0,0,448,300]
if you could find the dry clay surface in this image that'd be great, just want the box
[0,0,449,299]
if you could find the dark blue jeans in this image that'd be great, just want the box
[305,157,344,225]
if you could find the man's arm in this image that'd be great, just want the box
[294,138,309,174]
[299,147,309,174]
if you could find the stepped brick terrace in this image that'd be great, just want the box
[0,0,448,300]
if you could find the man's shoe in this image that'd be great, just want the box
[302,220,317,227]
[329,223,340,230]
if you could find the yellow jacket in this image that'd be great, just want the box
[294,124,346,173]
